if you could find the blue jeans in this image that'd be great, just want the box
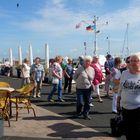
[76,88,91,116]
[48,80,62,100]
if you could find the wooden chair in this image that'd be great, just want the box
[0,90,10,127]
[10,83,36,121]
[0,82,10,88]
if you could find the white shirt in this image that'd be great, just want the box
[21,63,30,78]
[119,70,140,109]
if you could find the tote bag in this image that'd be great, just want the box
[52,77,59,84]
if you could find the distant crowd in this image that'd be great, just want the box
[0,52,140,140]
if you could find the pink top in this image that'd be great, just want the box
[91,63,103,85]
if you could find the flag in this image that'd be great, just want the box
[86,25,96,31]
[76,23,81,29]
[86,25,93,31]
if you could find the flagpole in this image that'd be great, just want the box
[76,16,108,56]
[84,42,87,56]
[106,36,110,54]
[93,16,97,55]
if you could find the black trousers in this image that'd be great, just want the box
[122,107,140,140]
[64,76,72,93]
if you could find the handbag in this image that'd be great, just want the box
[52,77,59,84]
[110,114,124,137]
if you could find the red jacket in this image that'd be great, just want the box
[91,63,103,85]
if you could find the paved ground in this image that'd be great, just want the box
[0,76,125,140]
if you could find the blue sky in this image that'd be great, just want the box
[0,0,140,59]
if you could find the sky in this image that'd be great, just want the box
[0,0,140,60]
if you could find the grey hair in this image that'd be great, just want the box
[130,52,140,60]
[84,55,93,62]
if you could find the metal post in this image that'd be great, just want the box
[84,42,87,56]
[93,16,97,55]
[107,36,110,54]
[126,23,129,56]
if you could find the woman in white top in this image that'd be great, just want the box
[117,53,140,140]
[48,56,64,102]
[21,58,31,86]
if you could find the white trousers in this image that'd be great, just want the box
[112,93,118,112]
[95,84,100,96]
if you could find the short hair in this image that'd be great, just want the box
[106,54,112,59]
[68,58,72,62]
[24,58,29,63]
[130,52,140,61]
[55,56,63,62]
[35,57,40,60]
[125,56,130,63]
[114,57,122,66]
[84,55,92,62]
[93,55,99,59]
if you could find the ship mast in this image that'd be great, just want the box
[122,23,129,58]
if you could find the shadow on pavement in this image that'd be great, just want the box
[0,136,49,140]
[47,122,111,138]
[90,111,113,115]
[22,115,67,121]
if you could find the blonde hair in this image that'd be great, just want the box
[55,56,63,62]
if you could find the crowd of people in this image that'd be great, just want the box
[0,52,140,140]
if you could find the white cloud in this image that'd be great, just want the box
[101,1,140,33]
[20,1,91,36]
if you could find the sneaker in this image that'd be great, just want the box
[98,98,103,103]
[59,99,65,102]
[72,113,82,118]
[83,115,91,120]
[48,99,55,102]
[37,95,41,98]
[33,94,36,98]
[112,111,118,114]
[89,103,94,107]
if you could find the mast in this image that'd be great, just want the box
[126,23,129,56]
[122,23,129,58]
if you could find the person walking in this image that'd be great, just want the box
[111,57,122,113]
[104,54,114,96]
[73,56,95,120]
[31,57,45,98]
[117,53,140,140]
[48,56,64,102]
[91,56,103,103]
[21,58,31,86]
[64,58,74,93]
